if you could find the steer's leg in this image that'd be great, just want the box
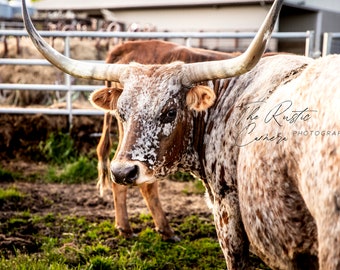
[316,214,340,270]
[301,189,340,269]
[297,141,340,270]
[112,182,134,237]
[96,112,133,237]
[213,193,250,270]
[303,186,340,269]
[139,182,179,241]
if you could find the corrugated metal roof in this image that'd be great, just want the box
[33,0,273,11]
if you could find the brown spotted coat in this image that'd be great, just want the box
[91,53,340,269]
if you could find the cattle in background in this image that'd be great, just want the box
[23,0,340,268]
[97,39,240,240]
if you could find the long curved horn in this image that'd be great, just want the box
[182,0,283,85]
[21,0,126,82]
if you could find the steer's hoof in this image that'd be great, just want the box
[164,234,181,243]
[156,229,181,242]
[116,226,137,239]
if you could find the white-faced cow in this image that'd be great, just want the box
[98,40,243,240]
[22,0,340,269]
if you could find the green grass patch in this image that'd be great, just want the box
[0,168,21,182]
[181,179,206,196]
[45,156,97,184]
[139,213,153,223]
[36,132,98,183]
[0,168,14,182]
[0,187,25,204]
[0,213,227,270]
[169,171,195,182]
[178,215,217,240]
[38,132,78,165]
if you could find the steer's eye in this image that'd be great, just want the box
[161,109,177,123]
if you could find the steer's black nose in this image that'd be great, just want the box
[111,163,139,185]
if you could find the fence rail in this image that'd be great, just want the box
[322,32,340,56]
[0,29,315,125]
[0,29,312,40]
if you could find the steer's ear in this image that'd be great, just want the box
[90,87,122,111]
[186,85,216,111]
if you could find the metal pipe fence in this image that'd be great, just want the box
[0,29,315,126]
[322,32,340,56]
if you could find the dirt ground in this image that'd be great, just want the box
[0,172,211,258]
[0,180,210,221]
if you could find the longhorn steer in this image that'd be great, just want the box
[98,40,240,239]
[23,0,340,269]
[98,46,340,270]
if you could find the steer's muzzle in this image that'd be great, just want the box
[111,162,139,185]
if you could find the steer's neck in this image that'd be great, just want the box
[185,79,231,179]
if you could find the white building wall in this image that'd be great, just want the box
[113,6,271,32]
[112,5,277,51]
[286,0,340,13]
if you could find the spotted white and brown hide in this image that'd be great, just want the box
[91,54,340,270]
